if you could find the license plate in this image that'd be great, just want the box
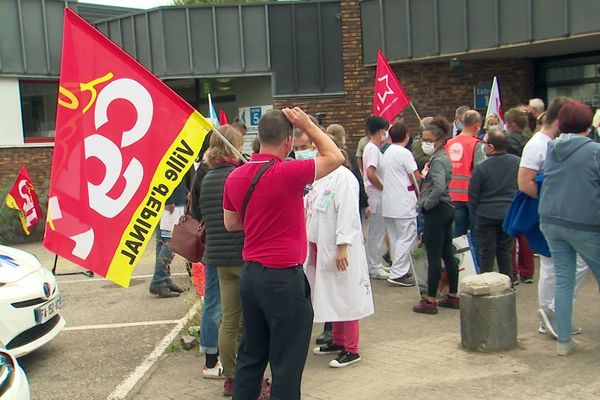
[34,296,62,325]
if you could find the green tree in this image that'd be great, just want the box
[173,0,267,5]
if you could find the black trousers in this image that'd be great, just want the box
[423,202,458,297]
[233,263,314,400]
[474,216,513,277]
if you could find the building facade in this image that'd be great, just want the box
[1,0,600,189]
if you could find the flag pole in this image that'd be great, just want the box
[409,102,424,128]
[209,127,248,164]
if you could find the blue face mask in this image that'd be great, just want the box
[295,149,317,160]
[456,121,464,131]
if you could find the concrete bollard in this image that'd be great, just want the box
[460,272,517,352]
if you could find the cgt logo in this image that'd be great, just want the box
[54,74,154,261]
[17,179,39,227]
[448,142,464,162]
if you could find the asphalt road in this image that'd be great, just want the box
[14,241,194,400]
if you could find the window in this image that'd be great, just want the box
[20,80,58,142]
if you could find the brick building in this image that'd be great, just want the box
[1,0,599,190]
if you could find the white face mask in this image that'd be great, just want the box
[422,141,436,156]
[295,149,317,160]
[488,124,499,131]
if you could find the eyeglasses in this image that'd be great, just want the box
[422,138,437,143]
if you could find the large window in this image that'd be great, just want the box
[20,80,58,142]
[540,54,600,110]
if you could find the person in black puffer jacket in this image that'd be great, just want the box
[194,125,245,395]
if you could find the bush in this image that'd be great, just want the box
[0,179,49,245]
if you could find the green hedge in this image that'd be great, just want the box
[0,179,49,245]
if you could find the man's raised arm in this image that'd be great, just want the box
[283,107,344,180]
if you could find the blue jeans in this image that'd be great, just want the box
[540,223,600,342]
[151,230,174,287]
[200,264,222,354]
[452,202,471,238]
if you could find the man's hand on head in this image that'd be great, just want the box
[282,107,314,132]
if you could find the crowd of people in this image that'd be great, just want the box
[148,97,600,399]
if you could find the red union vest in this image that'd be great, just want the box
[445,134,480,202]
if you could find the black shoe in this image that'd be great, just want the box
[149,285,180,298]
[329,351,361,368]
[315,329,332,345]
[383,252,392,266]
[520,275,534,284]
[387,272,415,287]
[313,343,344,355]
[168,283,185,293]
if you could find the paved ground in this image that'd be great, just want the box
[13,242,600,400]
[133,259,600,400]
[13,242,193,400]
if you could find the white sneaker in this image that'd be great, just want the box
[370,269,389,280]
[203,361,225,379]
[538,324,582,337]
[329,351,361,368]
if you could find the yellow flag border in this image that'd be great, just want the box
[106,111,212,287]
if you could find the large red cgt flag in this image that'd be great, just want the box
[5,166,42,235]
[372,50,411,121]
[44,9,213,287]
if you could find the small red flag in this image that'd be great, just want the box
[219,109,229,126]
[4,166,42,235]
[373,50,411,121]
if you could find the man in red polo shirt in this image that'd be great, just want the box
[223,107,344,400]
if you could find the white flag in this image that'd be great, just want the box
[485,76,505,132]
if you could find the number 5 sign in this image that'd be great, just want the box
[44,9,213,287]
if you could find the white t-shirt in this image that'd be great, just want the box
[362,141,383,204]
[381,144,418,218]
[520,131,552,171]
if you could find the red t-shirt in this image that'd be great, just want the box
[223,153,316,268]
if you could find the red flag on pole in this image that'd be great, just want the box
[43,8,213,287]
[219,109,229,126]
[373,50,411,121]
[4,166,42,235]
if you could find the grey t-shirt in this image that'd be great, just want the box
[355,135,370,158]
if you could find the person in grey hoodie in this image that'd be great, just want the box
[539,100,600,356]
[469,130,520,278]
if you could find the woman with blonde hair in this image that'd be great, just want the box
[195,125,248,396]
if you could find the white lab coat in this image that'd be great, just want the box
[305,166,374,323]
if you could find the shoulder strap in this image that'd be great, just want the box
[241,160,275,221]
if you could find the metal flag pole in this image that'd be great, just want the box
[51,254,94,277]
[408,250,424,300]
[410,102,425,128]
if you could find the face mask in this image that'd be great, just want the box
[456,121,464,131]
[295,149,317,160]
[382,130,389,142]
[422,141,436,156]
[488,124,499,131]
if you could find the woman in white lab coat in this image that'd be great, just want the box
[305,153,374,368]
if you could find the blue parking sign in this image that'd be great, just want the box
[250,107,262,126]
[474,84,491,110]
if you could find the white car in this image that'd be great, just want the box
[0,349,30,400]
[0,245,66,358]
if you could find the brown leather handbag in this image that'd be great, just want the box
[170,212,206,262]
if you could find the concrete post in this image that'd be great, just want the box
[460,272,517,352]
